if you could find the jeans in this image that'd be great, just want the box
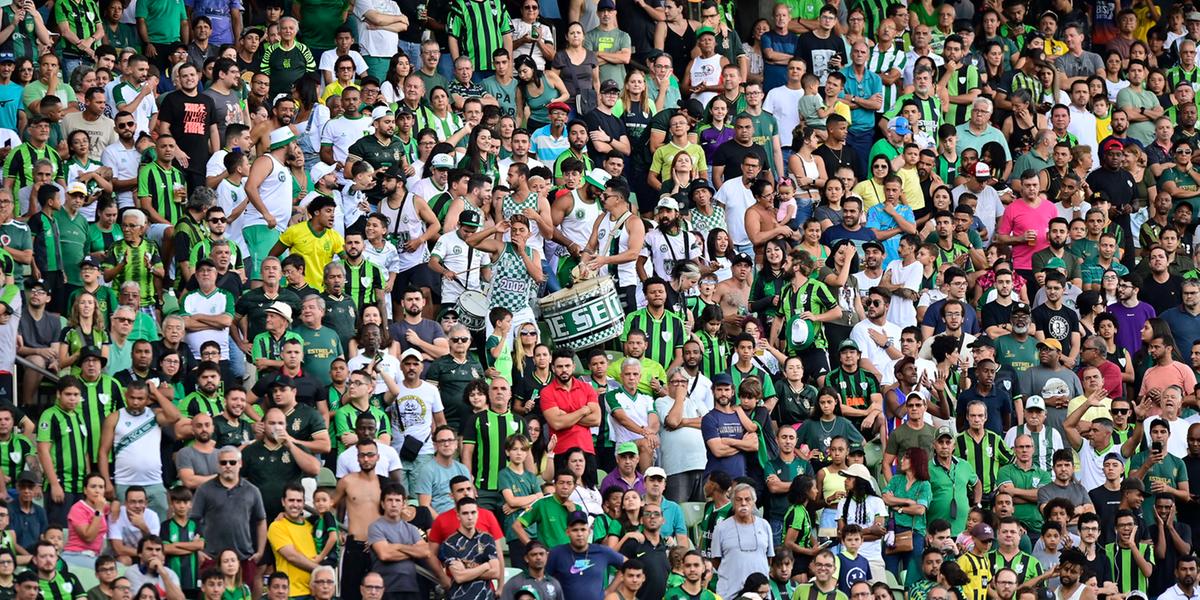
[62,55,91,81]
[398,41,422,68]
[884,529,926,586]
[734,242,754,257]
[116,483,168,519]
[437,54,455,80]
[665,470,703,503]
[542,255,561,293]
[228,338,247,380]
[794,196,815,228]
[847,129,875,180]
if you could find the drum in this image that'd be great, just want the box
[455,291,489,331]
[537,276,625,350]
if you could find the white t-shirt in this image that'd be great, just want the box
[884,258,923,328]
[763,85,804,149]
[215,178,249,252]
[319,49,369,82]
[654,380,712,476]
[336,443,404,477]
[347,351,401,395]
[353,0,402,57]
[107,506,162,550]
[716,177,753,247]
[834,495,888,561]
[111,80,158,138]
[387,381,444,456]
[101,142,142,209]
[431,230,491,304]
[320,115,372,164]
[850,320,903,385]
[952,183,1004,236]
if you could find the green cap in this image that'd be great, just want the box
[697,26,716,36]
[1044,256,1067,269]
[616,441,639,455]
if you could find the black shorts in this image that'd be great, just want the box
[392,264,435,301]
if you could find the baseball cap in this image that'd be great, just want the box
[79,255,101,270]
[547,101,571,114]
[1102,138,1124,153]
[1044,256,1067,270]
[1011,302,1031,315]
[970,523,995,542]
[584,168,611,190]
[597,0,615,9]
[863,240,884,254]
[394,104,414,117]
[656,196,680,211]
[459,210,483,228]
[696,26,716,37]
[973,162,992,178]
[23,278,45,291]
[67,182,88,196]
[839,339,860,352]
[431,153,455,169]
[567,511,590,526]
[16,471,40,486]
[400,348,423,363]
[1036,338,1063,352]
[370,106,393,121]
[269,375,297,389]
[616,441,639,456]
[712,373,733,387]
[888,116,912,135]
[310,162,337,183]
[1024,395,1046,411]
[732,252,754,266]
[514,587,541,600]
[1188,11,1200,21]
[600,79,620,94]
[645,466,667,479]
[936,425,954,440]
[968,337,994,349]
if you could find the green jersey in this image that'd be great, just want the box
[296,325,342,387]
[1105,541,1153,594]
[694,330,730,381]
[462,409,525,491]
[54,208,89,285]
[37,571,84,600]
[137,162,186,225]
[179,390,223,418]
[341,258,385,313]
[51,0,100,56]
[102,237,163,308]
[259,41,316,98]
[824,367,880,416]
[987,550,1043,584]
[779,277,837,351]
[622,308,686,373]
[37,404,90,493]
[995,462,1050,531]
[161,517,202,591]
[3,142,60,192]
[446,0,512,71]
[0,433,33,485]
[251,330,304,364]
[331,403,390,455]
[79,374,124,455]
[958,431,1015,496]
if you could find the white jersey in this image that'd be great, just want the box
[112,407,162,486]
[320,115,372,165]
[431,230,491,304]
[410,177,446,206]
[640,226,704,280]
[63,159,105,221]
[498,156,546,187]
[689,54,723,106]
[101,142,141,209]
[243,155,293,231]
[595,211,637,287]
[884,258,923,328]
[215,178,249,253]
[557,189,602,250]
[386,381,444,456]
[380,191,430,271]
[111,80,158,138]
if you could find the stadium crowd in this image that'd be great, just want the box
[9,0,1200,599]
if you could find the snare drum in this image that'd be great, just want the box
[455,291,489,331]
[537,276,625,350]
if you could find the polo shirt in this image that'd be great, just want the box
[996,463,1051,531]
[189,478,266,558]
[928,456,978,536]
[539,378,600,454]
[517,495,573,547]
[839,66,882,134]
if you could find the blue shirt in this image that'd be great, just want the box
[12,501,46,552]
[701,409,748,479]
[865,202,914,264]
[920,299,981,335]
[0,82,22,132]
[955,384,1013,435]
[761,31,799,92]
[546,543,626,600]
[183,0,241,44]
[820,224,878,253]
[530,124,570,163]
[839,66,883,133]
[1162,306,1200,361]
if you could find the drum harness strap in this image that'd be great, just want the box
[663,226,694,270]
[387,191,409,243]
[607,211,634,279]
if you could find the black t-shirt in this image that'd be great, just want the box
[158,90,218,175]
[815,143,860,180]
[619,538,670,600]
[981,299,1015,331]
[1141,273,1184,314]
[1089,485,1124,545]
[1030,303,1079,357]
[584,109,628,159]
[796,32,846,82]
[712,141,769,182]
[1085,167,1137,210]
[617,0,662,61]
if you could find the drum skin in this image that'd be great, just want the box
[538,277,626,350]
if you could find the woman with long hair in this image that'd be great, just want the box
[783,475,820,580]
[513,343,552,415]
[918,185,953,234]
[11,59,33,86]
[742,317,786,376]
[815,177,846,230]
[219,548,251,600]
[58,291,109,375]
[463,378,490,417]
[617,488,644,532]
[512,321,541,381]
[543,447,603,514]
[1096,312,1135,385]
[788,127,827,226]
[135,584,161,600]
[796,219,829,263]
[551,22,600,101]
[749,238,790,326]
[1101,50,1128,101]
[1133,317,1176,392]
[660,151,697,204]
[426,87,467,145]
[62,473,111,568]
[843,9,870,50]
[812,434,851,537]
[617,68,655,142]
[852,156,892,209]
[525,417,552,473]
[293,74,330,171]
[1001,89,1045,158]
[380,53,412,104]
[881,447,931,580]
[1099,268,1121,306]
[514,55,568,131]
[1123,144,1156,207]
[979,41,1006,90]
[1076,291,1105,340]
[1070,145,1094,182]
[706,228,734,282]
[798,394,864,467]
[698,96,734,165]
[837,465,888,582]
[743,18,770,85]
[459,126,500,185]
[63,131,111,215]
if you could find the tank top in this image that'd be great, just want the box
[689,54,724,106]
[490,242,536,312]
[113,408,161,486]
[558,190,602,249]
[796,154,821,199]
[245,154,293,231]
[596,210,637,287]
[391,191,430,271]
[502,192,545,250]
[1008,115,1037,156]
[524,76,556,125]
[821,465,846,503]
[1055,583,1085,600]
[664,23,697,81]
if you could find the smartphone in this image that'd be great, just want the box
[818,539,835,549]
[1153,440,1164,454]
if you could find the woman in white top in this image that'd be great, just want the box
[788,128,828,227]
[511,2,557,71]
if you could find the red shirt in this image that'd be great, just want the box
[538,378,599,454]
[428,507,503,545]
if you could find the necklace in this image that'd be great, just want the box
[818,417,836,434]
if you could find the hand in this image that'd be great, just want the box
[264,214,277,229]
[547,433,557,454]
[248,552,262,563]
[868,328,889,348]
[145,44,158,58]
[405,329,421,346]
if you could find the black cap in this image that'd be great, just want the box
[27,115,51,126]
[79,255,101,269]
[394,104,414,117]
[862,240,884,253]
[732,252,754,266]
[683,99,706,120]
[194,258,217,271]
[1011,302,1031,315]
[78,346,107,366]
[567,511,590,526]
[269,375,297,390]
[968,337,994,349]
[379,164,405,180]
[23,278,45,291]
[688,178,716,197]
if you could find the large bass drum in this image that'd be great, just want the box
[537,276,625,351]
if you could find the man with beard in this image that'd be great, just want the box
[541,347,601,474]
[499,130,545,187]
[700,373,758,481]
[1032,271,1080,365]
[906,548,944,600]
[157,64,219,190]
[336,412,402,479]
[1086,141,1138,245]
[98,381,181,518]
[101,111,142,212]
[424,326,483,432]
[850,287,903,383]
[387,288,447,363]
[190,446,267,596]
[912,150,945,213]
[250,95,297,156]
[111,55,159,137]
[367,484,429,599]
[1140,245,1186,314]
[1159,553,1200,600]
[175,413,218,489]
[821,197,879,251]
[622,278,686,372]
[116,339,158,387]
[639,198,704,283]
[1033,218,1083,288]
[243,405,321,523]
[251,338,324,408]
[552,121,593,181]
[213,387,255,448]
[346,108,404,193]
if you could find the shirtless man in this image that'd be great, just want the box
[250,96,298,154]
[333,439,383,600]
[745,179,799,261]
[716,252,754,331]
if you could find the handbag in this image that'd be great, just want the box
[398,431,427,463]
[886,517,914,555]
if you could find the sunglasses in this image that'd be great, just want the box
[219,460,238,466]
[450,336,469,343]
[208,217,227,223]
[1111,408,1130,415]
[520,330,538,336]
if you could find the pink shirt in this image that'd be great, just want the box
[65,500,107,554]
[997,198,1058,270]
[1139,361,1198,399]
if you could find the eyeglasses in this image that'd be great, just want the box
[113,316,133,323]
[436,438,457,444]
[669,379,689,384]
[349,380,371,387]
[520,330,538,336]
[219,460,238,465]
[869,299,885,307]
[450,336,469,343]
[873,163,889,169]
[208,217,227,223]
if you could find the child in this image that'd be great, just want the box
[162,486,203,596]
[768,550,796,600]
[776,179,797,226]
[1092,95,1112,141]
[798,74,827,130]
[1031,521,1064,575]
[310,488,340,567]
[486,306,513,380]
[342,160,377,232]
[954,507,988,553]
[496,435,541,567]
[835,524,869,595]
[936,124,959,183]
[665,546,689,591]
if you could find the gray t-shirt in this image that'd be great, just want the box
[1055,51,1104,79]
[203,87,245,142]
[1015,366,1084,431]
[584,27,632,94]
[18,308,60,349]
[367,517,423,593]
[387,319,445,359]
[500,573,565,600]
[1036,480,1092,511]
[175,445,219,479]
[189,478,266,559]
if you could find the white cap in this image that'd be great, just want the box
[310,162,337,183]
[370,106,393,121]
[431,153,455,169]
[645,466,667,479]
[268,127,295,151]
[1024,395,1046,411]
[399,348,423,362]
[66,182,88,195]
[656,196,680,211]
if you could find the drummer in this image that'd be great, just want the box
[465,213,545,344]
[430,210,493,310]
